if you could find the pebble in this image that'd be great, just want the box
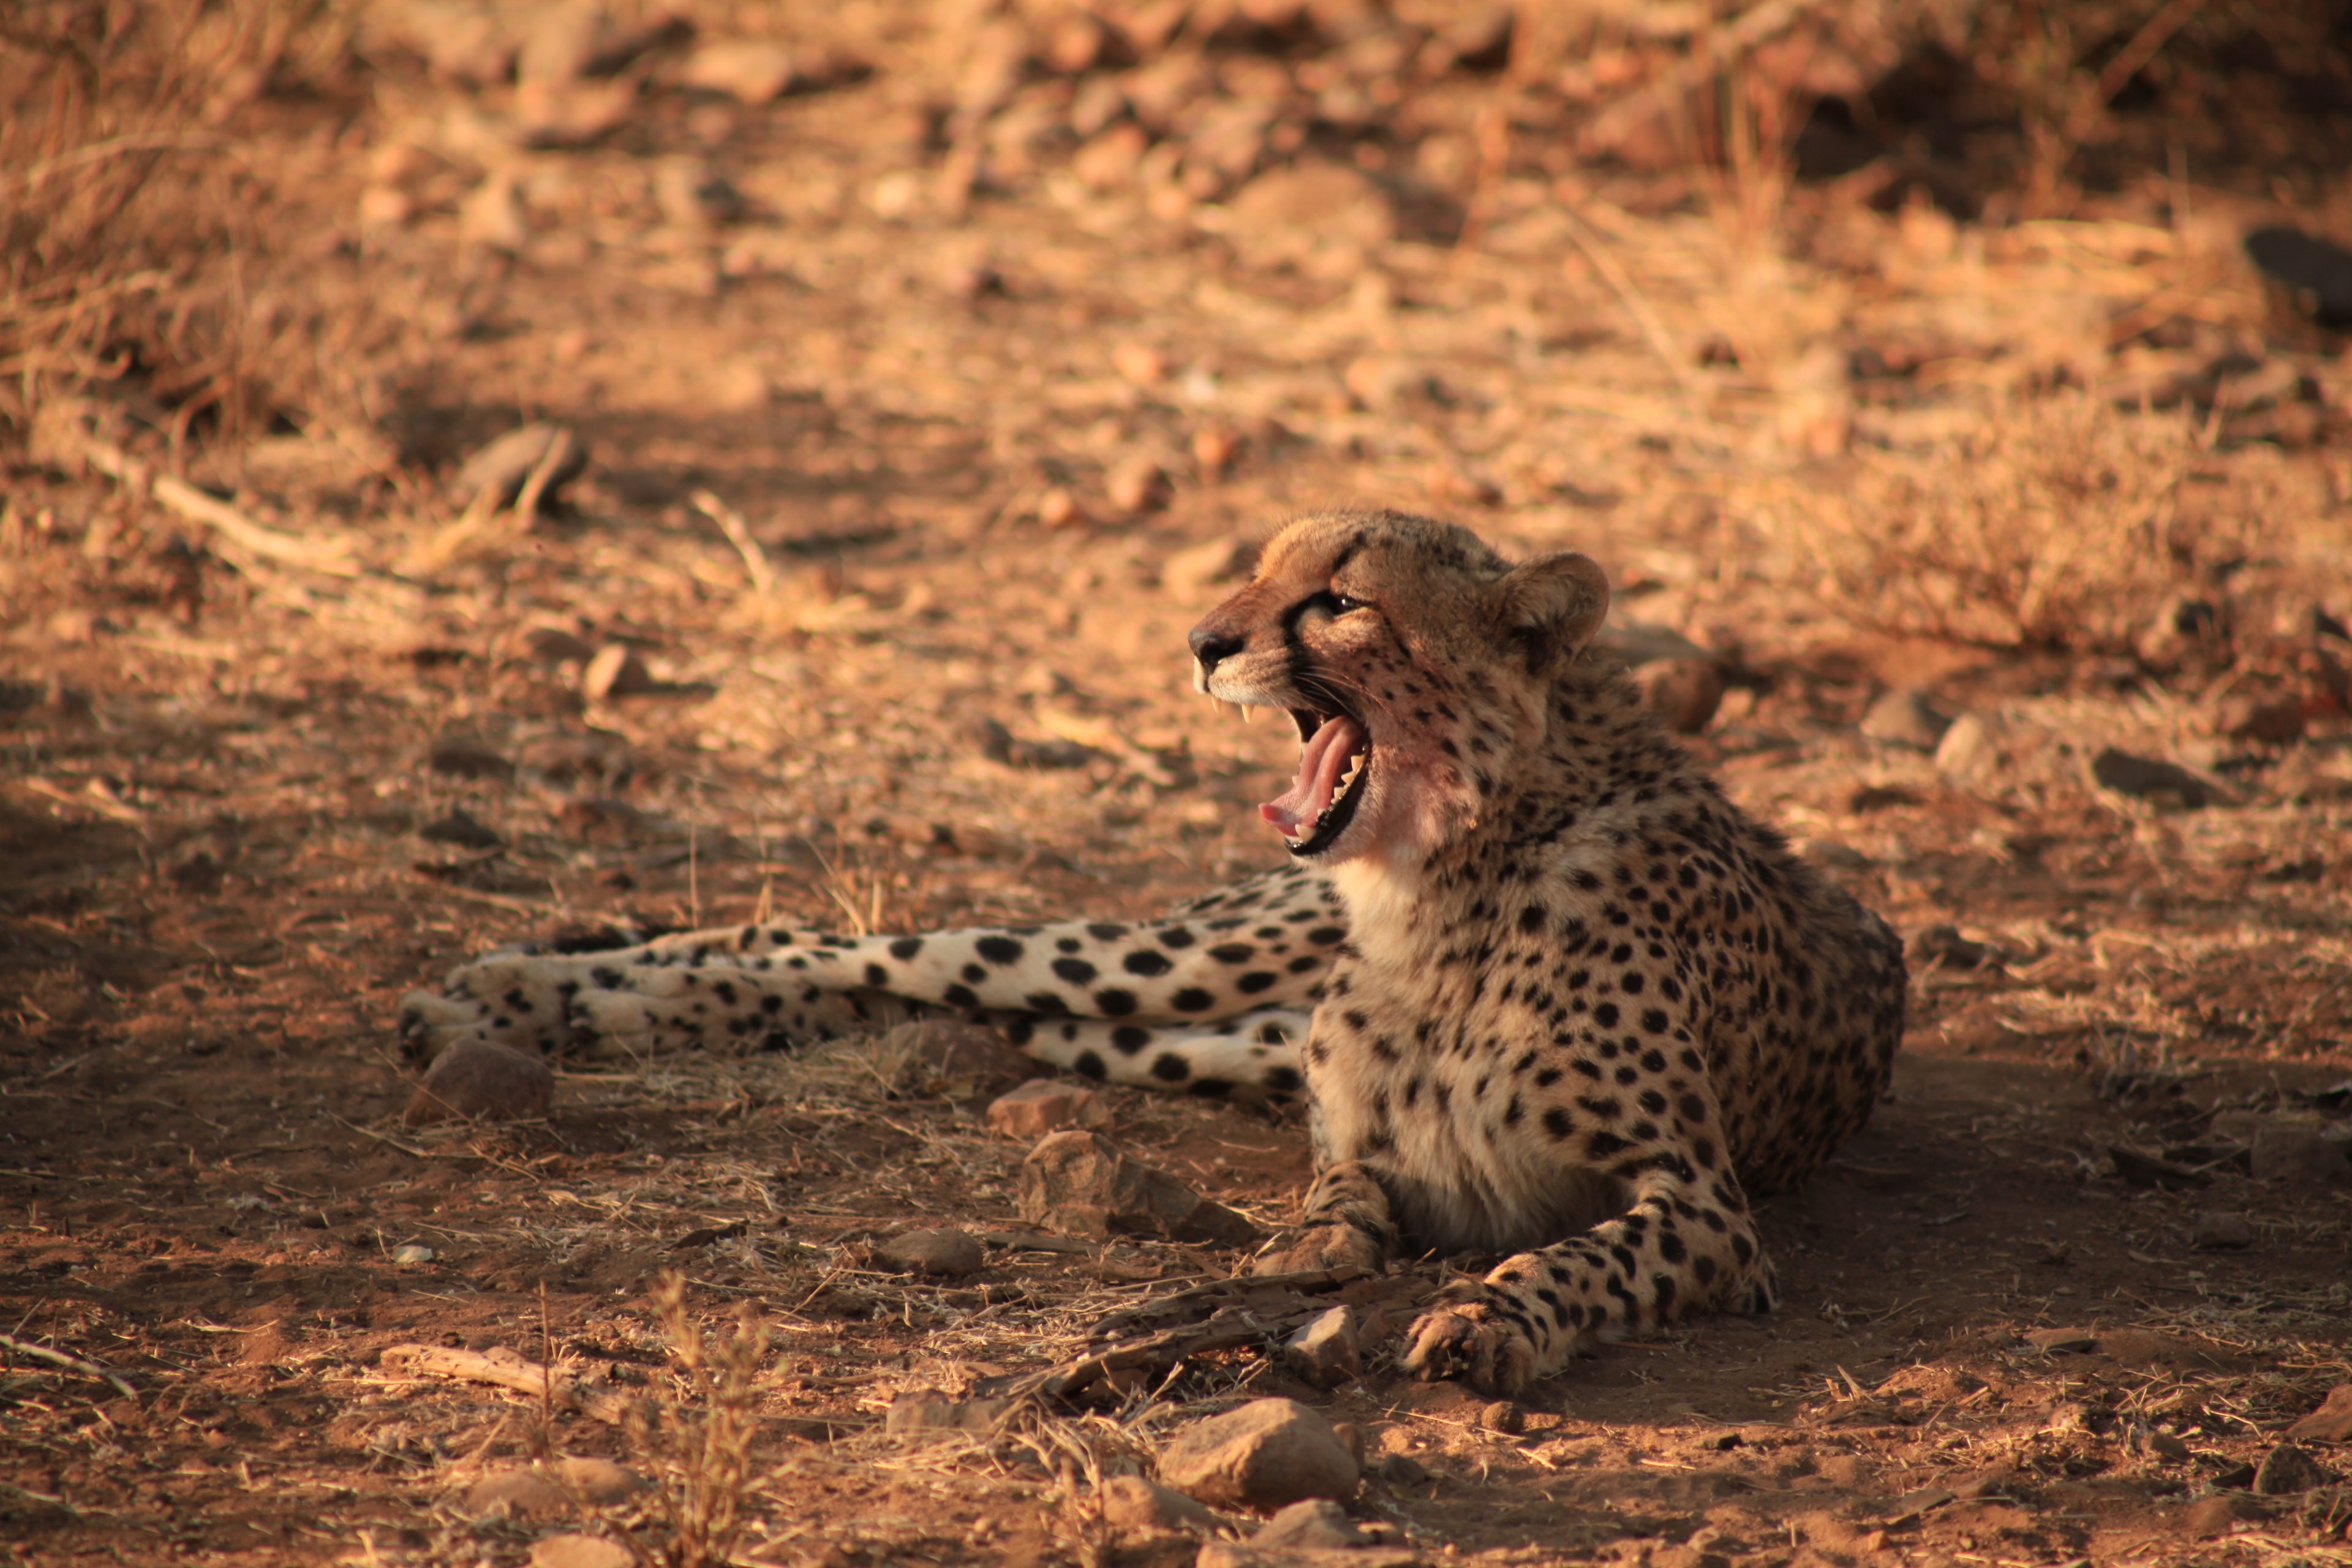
[1860,689,1954,750]
[2253,1441,2332,1495]
[1072,123,1149,190]
[454,422,589,508]
[2287,1384,2352,1442]
[1282,1306,1361,1389]
[677,39,799,104]
[429,728,514,780]
[1106,456,1170,516]
[1113,342,1168,386]
[2249,1128,2352,1185]
[1037,486,1086,529]
[418,809,505,850]
[581,645,657,702]
[391,1243,435,1265]
[1479,1401,1526,1435]
[1017,1131,1259,1248]
[1193,424,1243,478]
[1098,1474,1222,1532]
[552,1456,646,1505]
[2182,1493,2269,1536]
[529,1535,633,1568]
[1934,711,2007,786]
[2024,1326,2099,1353]
[405,1041,554,1126]
[466,1469,565,1517]
[1158,1397,1360,1511]
[1251,1498,1366,1550]
[2189,1211,2255,1250]
[986,1079,1108,1137]
[1229,162,1395,265]
[2090,747,2217,810]
[1376,1452,1428,1486]
[876,1227,985,1278]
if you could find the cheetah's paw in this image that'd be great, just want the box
[1402,1291,1537,1396]
[1248,1224,1384,1278]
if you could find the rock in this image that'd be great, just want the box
[2189,1211,2255,1250]
[2024,1327,2100,1354]
[890,1018,1039,1093]
[2253,1441,2332,1494]
[1160,1398,1359,1512]
[884,1393,1015,1434]
[678,39,801,104]
[1632,658,1726,735]
[523,626,598,664]
[466,1468,567,1517]
[2288,1384,2352,1442]
[1037,486,1086,529]
[1934,711,2008,786]
[1229,162,1394,268]
[1283,1306,1361,1389]
[1251,1498,1366,1551]
[1479,1401,1525,1435]
[405,1041,554,1126]
[1860,690,1953,751]
[987,1079,1109,1137]
[1376,1452,1428,1485]
[1164,535,1259,600]
[419,809,505,850]
[455,423,589,509]
[1193,424,1242,478]
[2249,1128,2352,1185]
[876,1227,985,1278]
[552,1456,646,1504]
[429,728,513,780]
[1106,456,1170,516]
[529,1535,633,1568]
[2090,748,2217,810]
[1017,1131,1259,1248]
[1098,1474,1223,1532]
[1073,123,1149,190]
[1114,342,1168,386]
[2182,1493,2268,1536]
[391,1243,435,1265]
[581,644,657,701]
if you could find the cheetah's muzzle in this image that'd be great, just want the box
[1261,707,1369,856]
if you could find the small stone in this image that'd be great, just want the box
[1017,1131,1259,1248]
[2190,1211,2255,1250]
[1376,1452,1428,1485]
[2025,1327,2100,1353]
[552,1456,646,1504]
[529,1534,633,1568]
[1106,456,1170,516]
[358,186,414,227]
[677,39,800,104]
[405,1041,554,1126]
[419,809,505,850]
[889,1018,1038,1092]
[2253,1441,2331,1495]
[1934,711,2008,786]
[987,1079,1108,1137]
[581,644,657,701]
[429,729,513,780]
[466,1468,566,1517]
[2249,1128,2352,1185]
[1072,123,1150,190]
[1158,1397,1360,1511]
[1193,424,1242,478]
[391,1243,435,1265]
[454,423,589,508]
[1164,535,1259,600]
[459,173,528,251]
[1037,486,1086,529]
[1114,342,1168,386]
[1283,1306,1361,1389]
[2287,1384,2352,1442]
[2090,747,2217,810]
[1479,1401,1526,1435]
[876,1227,985,1278]
[524,626,597,664]
[2182,1493,2268,1536]
[1251,1498,1365,1551]
[1098,1474,1222,1532]
[1860,690,1954,751]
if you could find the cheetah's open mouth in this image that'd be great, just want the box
[1261,708,1369,856]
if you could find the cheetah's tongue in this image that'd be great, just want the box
[1261,714,1366,838]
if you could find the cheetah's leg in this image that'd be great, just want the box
[1401,1159,1776,1398]
[1250,1159,1396,1276]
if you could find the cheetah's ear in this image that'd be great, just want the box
[1494,552,1610,678]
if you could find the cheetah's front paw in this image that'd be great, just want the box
[1249,1224,1383,1278]
[1402,1291,1536,1396]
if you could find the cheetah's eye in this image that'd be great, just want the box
[1329,590,1366,614]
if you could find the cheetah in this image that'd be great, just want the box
[398,509,1904,1395]
[1189,510,1905,1393]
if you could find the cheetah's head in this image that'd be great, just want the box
[1188,510,1609,865]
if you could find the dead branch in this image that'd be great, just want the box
[379,1343,643,1425]
[0,1333,137,1401]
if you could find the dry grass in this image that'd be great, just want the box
[628,1272,770,1568]
[1765,393,2234,650]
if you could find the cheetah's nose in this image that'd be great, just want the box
[1189,627,1244,675]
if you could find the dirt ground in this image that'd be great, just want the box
[5,2,2352,1566]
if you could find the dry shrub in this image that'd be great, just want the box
[0,0,365,450]
[1773,394,2236,651]
[628,1271,769,1568]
